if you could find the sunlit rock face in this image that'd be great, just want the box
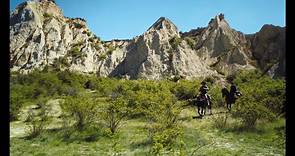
[10,1,285,79]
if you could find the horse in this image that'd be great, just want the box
[221,88,241,111]
[189,94,212,117]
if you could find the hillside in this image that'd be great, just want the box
[10,1,286,155]
[10,0,285,79]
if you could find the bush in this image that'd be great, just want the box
[86,31,91,36]
[10,89,25,121]
[130,82,183,152]
[184,37,195,49]
[101,87,130,134]
[171,80,200,100]
[231,96,275,128]
[234,70,286,115]
[61,95,99,130]
[68,47,81,58]
[43,13,52,18]
[25,98,51,139]
[88,37,94,42]
[222,70,285,128]
[169,36,182,49]
[98,54,107,60]
[212,113,229,129]
[73,22,85,29]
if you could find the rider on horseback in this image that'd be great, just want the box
[229,79,242,102]
[198,81,212,115]
[223,77,242,111]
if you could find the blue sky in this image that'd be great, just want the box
[10,0,286,41]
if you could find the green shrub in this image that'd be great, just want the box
[184,37,195,49]
[130,83,183,152]
[88,37,94,42]
[169,36,182,49]
[25,98,51,139]
[68,47,81,57]
[212,113,229,129]
[231,92,275,128]
[106,44,116,55]
[52,57,70,69]
[73,22,85,29]
[227,70,285,128]
[171,80,200,100]
[101,87,130,134]
[98,54,107,60]
[61,95,99,130]
[10,88,25,121]
[43,13,52,18]
[234,70,286,115]
[72,41,84,47]
[86,32,92,36]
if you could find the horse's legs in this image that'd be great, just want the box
[208,105,212,115]
[197,106,202,116]
[228,103,232,111]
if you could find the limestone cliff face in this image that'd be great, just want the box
[246,25,285,78]
[10,1,285,79]
[10,0,126,75]
[182,14,255,76]
[109,17,216,79]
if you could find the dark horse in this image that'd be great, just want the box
[221,88,242,111]
[189,94,212,117]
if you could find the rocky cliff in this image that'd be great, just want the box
[246,25,285,78]
[10,0,285,79]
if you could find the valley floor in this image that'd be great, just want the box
[10,106,285,156]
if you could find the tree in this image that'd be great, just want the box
[61,95,98,130]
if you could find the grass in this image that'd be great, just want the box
[10,107,285,156]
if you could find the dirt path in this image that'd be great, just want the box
[10,99,63,138]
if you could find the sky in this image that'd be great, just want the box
[10,0,286,41]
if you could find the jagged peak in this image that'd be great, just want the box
[30,0,56,4]
[147,16,178,32]
[11,0,60,15]
[208,13,230,29]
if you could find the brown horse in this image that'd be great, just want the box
[189,93,212,117]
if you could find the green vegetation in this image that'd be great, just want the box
[52,57,71,69]
[184,37,196,49]
[88,37,94,42]
[98,54,107,60]
[73,22,85,29]
[68,41,87,61]
[62,95,99,130]
[25,98,51,139]
[43,13,53,18]
[169,36,182,49]
[10,69,285,155]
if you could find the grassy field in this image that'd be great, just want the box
[10,70,285,155]
[10,107,285,156]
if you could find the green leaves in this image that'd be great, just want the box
[61,95,99,130]
[230,70,284,128]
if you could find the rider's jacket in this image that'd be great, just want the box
[230,84,242,97]
[198,85,211,105]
